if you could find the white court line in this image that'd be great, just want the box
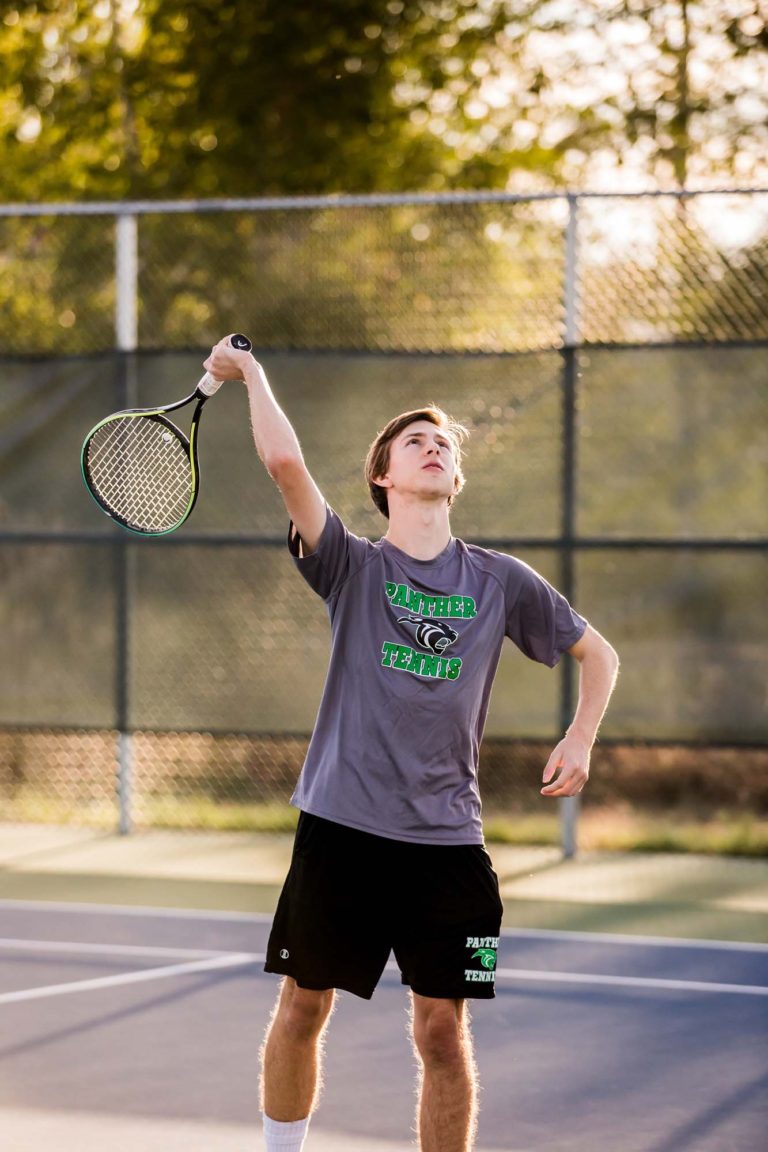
[0,951,263,1007]
[0,937,235,961]
[494,967,768,997]
[0,898,270,923]
[2,899,767,955]
[504,926,768,954]
[380,961,768,998]
[0,941,765,1004]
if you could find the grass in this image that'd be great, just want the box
[140,798,301,833]
[4,791,768,856]
[485,806,768,857]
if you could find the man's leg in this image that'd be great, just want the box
[261,977,336,1129]
[410,993,478,1152]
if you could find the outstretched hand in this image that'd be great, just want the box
[540,733,591,798]
[203,335,255,383]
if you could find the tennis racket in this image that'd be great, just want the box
[81,332,252,536]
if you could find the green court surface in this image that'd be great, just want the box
[1,823,766,944]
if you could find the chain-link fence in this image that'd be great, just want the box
[3,190,768,355]
[1,191,766,849]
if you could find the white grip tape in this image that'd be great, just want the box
[197,372,224,398]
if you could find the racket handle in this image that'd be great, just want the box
[197,333,253,397]
[197,371,225,397]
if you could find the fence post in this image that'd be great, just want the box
[564,193,579,348]
[560,194,580,859]
[114,211,138,834]
[115,212,138,353]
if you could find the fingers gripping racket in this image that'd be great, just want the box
[81,333,252,535]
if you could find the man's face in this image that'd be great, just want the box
[376,420,457,506]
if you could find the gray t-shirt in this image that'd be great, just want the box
[289,506,587,845]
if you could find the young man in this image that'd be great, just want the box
[204,337,619,1152]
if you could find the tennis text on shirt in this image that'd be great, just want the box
[382,580,472,680]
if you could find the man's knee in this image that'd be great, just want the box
[412,997,467,1069]
[277,979,335,1042]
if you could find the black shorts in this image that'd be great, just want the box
[264,812,504,1001]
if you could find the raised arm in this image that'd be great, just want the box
[540,624,620,798]
[204,336,326,553]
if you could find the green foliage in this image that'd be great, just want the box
[0,0,505,200]
[0,1,766,202]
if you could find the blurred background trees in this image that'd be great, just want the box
[0,0,766,202]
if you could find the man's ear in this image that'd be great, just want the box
[374,473,393,489]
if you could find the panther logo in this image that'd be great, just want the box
[471,948,497,971]
[397,615,459,654]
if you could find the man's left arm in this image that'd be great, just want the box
[540,624,620,798]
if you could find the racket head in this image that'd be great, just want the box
[81,411,199,535]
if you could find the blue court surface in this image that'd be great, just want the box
[1,900,767,1152]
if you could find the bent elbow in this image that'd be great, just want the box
[577,627,620,679]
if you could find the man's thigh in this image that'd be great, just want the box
[264,814,392,999]
[393,843,503,1000]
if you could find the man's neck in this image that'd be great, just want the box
[383,502,452,561]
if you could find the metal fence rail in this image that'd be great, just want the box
[1,190,766,852]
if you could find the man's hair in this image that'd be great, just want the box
[364,406,469,519]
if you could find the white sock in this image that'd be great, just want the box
[262,1114,310,1151]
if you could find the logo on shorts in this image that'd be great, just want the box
[464,936,498,984]
[280,948,290,959]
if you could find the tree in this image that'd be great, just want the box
[1,1,766,203]
[386,0,768,191]
[0,0,504,200]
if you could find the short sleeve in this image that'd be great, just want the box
[505,559,587,667]
[288,505,370,601]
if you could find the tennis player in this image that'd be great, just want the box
[204,338,619,1152]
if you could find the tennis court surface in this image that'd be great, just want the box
[1,829,767,1151]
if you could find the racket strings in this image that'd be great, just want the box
[86,416,194,532]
